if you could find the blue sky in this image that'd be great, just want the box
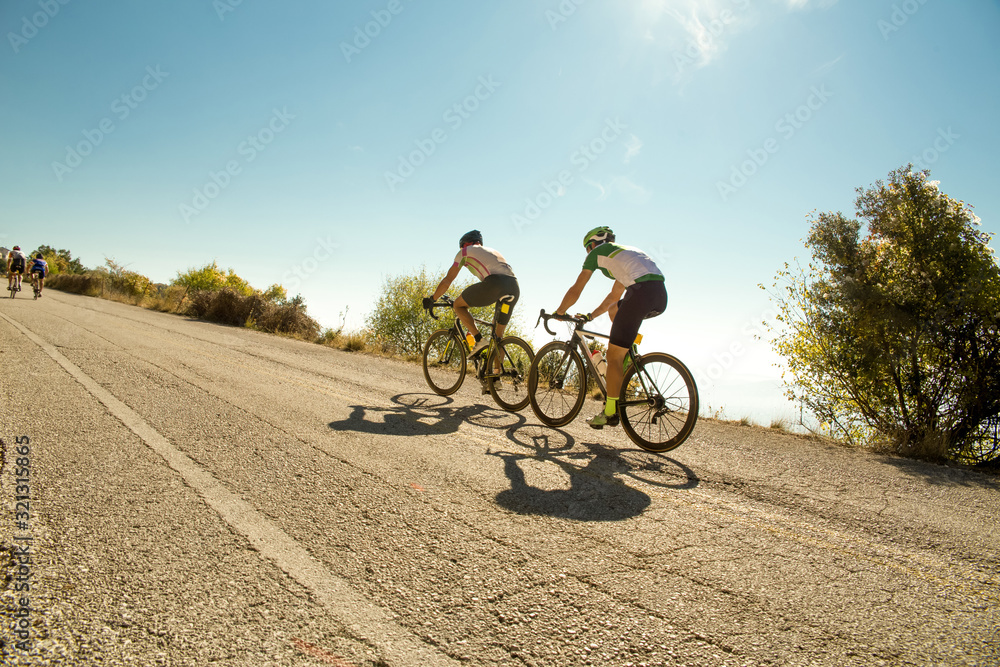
[2,0,998,422]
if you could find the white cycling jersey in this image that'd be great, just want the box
[453,245,515,280]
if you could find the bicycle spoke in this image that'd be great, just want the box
[488,336,533,412]
[528,342,586,427]
[422,330,466,396]
[620,353,698,453]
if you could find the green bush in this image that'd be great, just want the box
[364,266,526,358]
[173,261,254,296]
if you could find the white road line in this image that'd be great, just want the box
[1,311,459,667]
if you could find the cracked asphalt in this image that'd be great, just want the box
[1,290,998,666]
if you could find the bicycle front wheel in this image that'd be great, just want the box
[620,353,698,453]
[528,342,587,427]
[422,330,466,396]
[486,336,533,412]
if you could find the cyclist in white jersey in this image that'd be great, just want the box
[424,230,520,356]
[554,227,667,428]
[6,245,28,292]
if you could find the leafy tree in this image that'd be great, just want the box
[365,266,524,358]
[766,167,1000,463]
[33,245,86,274]
[172,261,254,296]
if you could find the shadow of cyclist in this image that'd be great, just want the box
[489,424,700,521]
[327,392,525,437]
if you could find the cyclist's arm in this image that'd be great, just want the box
[590,280,626,319]
[431,263,462,300]
[555,269,593,315]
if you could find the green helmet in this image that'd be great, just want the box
[583,226,615,250]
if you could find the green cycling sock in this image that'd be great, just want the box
[605,398,618,416]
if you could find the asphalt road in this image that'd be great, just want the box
[1,290,997,667]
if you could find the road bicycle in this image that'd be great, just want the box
[8,273,22,298]
[422,296,534,412]
[31,273,43,299]
[527,310,698,453]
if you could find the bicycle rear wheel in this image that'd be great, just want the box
[486,336,533,412]
[422,330,466,396]
[620,352,698,453]
[528,341,587,427]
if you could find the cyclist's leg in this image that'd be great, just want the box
[491,276,519,340]
[455,279,497,340]
[589,281,666,428]
[452,295,479,338]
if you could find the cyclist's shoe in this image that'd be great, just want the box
[470,337,489,357]
[587,409,620,429]
[480,381,490,395]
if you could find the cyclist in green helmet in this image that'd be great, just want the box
[554,227,667,429]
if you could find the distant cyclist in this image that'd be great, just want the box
[30,253,49,296]
[6,245,27,292]
[554,227,667,429]
[423,230,520,357]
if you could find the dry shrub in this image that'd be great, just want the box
[144,285,189,313]
[47,273,104,296]
[185,288,319,338]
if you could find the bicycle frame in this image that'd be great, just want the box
[537,311,653,411]
[428,297,501,381]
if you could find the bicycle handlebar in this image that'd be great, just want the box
[427,296,454,321]
[535,309,583,336]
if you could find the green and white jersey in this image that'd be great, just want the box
[582,242,663,287]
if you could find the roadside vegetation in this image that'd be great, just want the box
[26,182,1000,469]
[45,257,320,339]
[764,166,1000,466]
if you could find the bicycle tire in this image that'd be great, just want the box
[422,329,466,396]
[486,335,533,412]
[528,341,587,427]
[619,352,699,453]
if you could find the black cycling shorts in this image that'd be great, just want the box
[609,280,667,348]
[460,274,520,327]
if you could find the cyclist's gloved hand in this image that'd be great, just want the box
[575,313,592,322]
[422,297,435,311]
